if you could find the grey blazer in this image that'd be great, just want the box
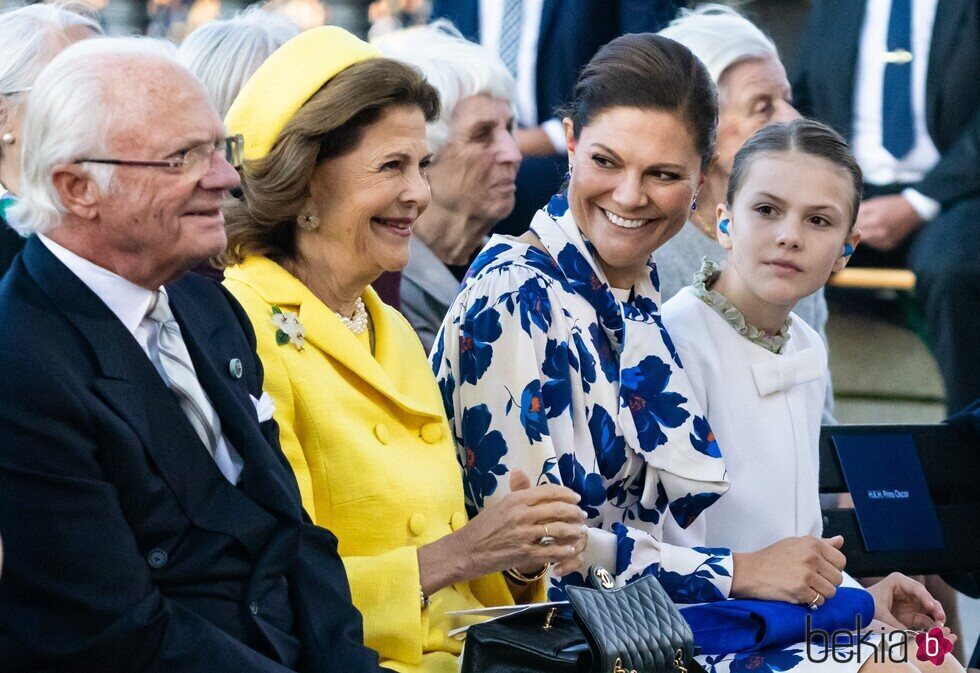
[400,236,462,354]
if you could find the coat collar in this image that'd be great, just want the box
[403,235,461,308]
[225,256,444,421]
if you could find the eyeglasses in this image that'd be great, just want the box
[0,86,32,96]
[74,134,244,181]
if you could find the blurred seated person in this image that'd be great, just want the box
[374,21,521,352]
[176,4,300,119]
[653,5,835,422]
[792,0,979,414]
[0,2,102,275]
[222,27,587,672]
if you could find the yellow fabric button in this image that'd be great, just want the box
[450,511,467,531]
[420,423,443,444]
[374,423,390,445]
[409,513,426,536]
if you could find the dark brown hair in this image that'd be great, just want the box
[726,118,863,226]
[221,57,440,266]
[560,33,718,168]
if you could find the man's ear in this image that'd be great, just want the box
[833,228,861,273]
[51,164,102,221]
[716,204,733,249]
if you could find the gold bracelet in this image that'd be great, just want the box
[503,565,549,585]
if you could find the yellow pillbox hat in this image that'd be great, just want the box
[225,25,381,161]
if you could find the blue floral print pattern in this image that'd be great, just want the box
[432,199,734,608]
[459,404,508,510]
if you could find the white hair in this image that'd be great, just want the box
[0,3,103,100]
[176,6,300,118]
[658,4,778,87]
[11,37,182,236]
[372,19,515,155]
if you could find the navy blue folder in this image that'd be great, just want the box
[833,433,944,552]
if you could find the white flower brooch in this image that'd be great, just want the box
[271,306,305,351]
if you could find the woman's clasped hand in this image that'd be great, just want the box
[732,535,846,607]
[418,470,588,597]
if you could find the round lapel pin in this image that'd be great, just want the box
[229,358,243,379]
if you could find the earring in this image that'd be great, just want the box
[691,200,697,211]
[842,243,854,257]
[298,212,320,231]
[1,133,13,145]
[719,218,730,234]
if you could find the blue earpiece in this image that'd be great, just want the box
[719,218,730,234]
[843,243,854,257]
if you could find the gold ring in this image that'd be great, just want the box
[808,592,821,610]
[538,524,555,546]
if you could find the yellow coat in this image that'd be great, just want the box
[224,256,514,673]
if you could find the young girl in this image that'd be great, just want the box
[662,120,960,670]
[662,118,859,562]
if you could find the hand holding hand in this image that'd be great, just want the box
[855,195,923,251]
[731,535,846,606]
[867,572,947,631]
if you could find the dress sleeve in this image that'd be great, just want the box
[432,264,577,518]
[341,547,425,666]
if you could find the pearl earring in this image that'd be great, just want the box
[1,133,14,145]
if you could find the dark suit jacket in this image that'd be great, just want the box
[0,237,381,672]
[0,213,25,277]
[792,0,980,207]
[432,0,679,125]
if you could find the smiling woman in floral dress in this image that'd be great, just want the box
[431,30,909,672]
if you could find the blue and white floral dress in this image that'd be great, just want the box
[432,194,732,601]
[433,197,881,673]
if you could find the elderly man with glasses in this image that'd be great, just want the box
[0,38,382,673]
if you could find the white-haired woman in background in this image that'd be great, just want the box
[175,5,300,119]
[0,2,102,275]
[652,5,834,420]
[373,20,522,352]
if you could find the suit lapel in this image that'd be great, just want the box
[830,0,867,137]
[925,0,966,128]
[168,283,302,521]
[537,0,560,57]
[23,239,282,556]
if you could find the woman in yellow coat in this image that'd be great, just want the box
[221,28,588,672]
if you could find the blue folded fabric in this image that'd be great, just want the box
[679,587,875,655]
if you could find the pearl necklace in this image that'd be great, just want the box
[337,297,368,334]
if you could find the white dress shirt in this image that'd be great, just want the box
[38,234,244,483]
[852,0,941,219]
[479,0,567,154]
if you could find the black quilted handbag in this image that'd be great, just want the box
[460,565,705,673]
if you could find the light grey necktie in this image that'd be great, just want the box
[498,0,524,79]
[146,289,243,483]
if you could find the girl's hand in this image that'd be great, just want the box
[867,572,947,631]
[731,535,846,606]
